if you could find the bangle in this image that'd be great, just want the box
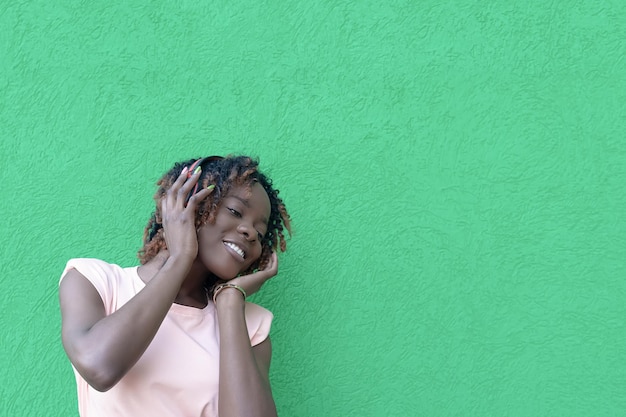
[212,283,247,303]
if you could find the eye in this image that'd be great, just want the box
[257,231,264,241]
[227,207,242,217]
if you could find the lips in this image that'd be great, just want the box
[223,241,246,259]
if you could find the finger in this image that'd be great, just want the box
[260,252,278,277]
[186,184,215,209]
[267,251,278,269]
[176,166,203,204]
[160,194,168,219]
[163,166,195,211]
[169,166,190,195]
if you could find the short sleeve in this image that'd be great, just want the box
[59,258,118,314]
[244,302,274,346]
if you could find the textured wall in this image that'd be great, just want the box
[1,1,625,416]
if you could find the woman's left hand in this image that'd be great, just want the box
[221,252,278,300]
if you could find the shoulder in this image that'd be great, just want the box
[245,301,273,318]
[60,258,135,314]
[60,258,125,288]
[62,258,125,277]
[60,258,132,284]
[244,302,274,347]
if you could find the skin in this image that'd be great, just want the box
[59,167,279,417]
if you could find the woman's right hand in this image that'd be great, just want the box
[161,166,215,261]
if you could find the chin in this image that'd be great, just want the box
[211,268,239,281]
[210,263,251,281]
[202,255,257,281]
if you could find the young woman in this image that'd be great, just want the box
[59,155,291,417]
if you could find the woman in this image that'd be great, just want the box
[59,155,291,417]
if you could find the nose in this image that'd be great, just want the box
[237,221,255,241]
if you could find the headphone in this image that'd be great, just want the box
[186,155,224,202]
[147,156,225,242]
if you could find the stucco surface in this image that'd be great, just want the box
[1,1,625,416]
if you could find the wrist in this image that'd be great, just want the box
[214,286,246,308]
[159,255,194,281]
[166,250,195,263]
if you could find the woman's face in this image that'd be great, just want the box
[196,182,271,280]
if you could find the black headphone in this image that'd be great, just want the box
[147,156,224,242]
[186,155,224,203]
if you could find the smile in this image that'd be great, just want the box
[223,241,246,259]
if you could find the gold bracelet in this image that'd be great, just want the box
[212,283,247,303]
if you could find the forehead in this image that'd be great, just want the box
[225,182,271,221]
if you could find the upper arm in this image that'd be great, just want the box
[252,336,273,388]
[59,269,106,367]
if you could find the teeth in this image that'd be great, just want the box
[224,242,245,259]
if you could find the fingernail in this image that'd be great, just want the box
[182,166,189,174]
[194,166,202,175]
[206,184,215,191]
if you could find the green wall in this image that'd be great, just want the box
[1,1,625,416]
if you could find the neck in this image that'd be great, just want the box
[180,259,219,294]
[137,251,219,308]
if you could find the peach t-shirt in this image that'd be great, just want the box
[60,258,273,417]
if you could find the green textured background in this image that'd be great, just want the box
[1,1,625,416]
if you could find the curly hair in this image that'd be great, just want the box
[138,155,291,275]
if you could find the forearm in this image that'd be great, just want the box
[217,292,277,417]
[66,257,191,390]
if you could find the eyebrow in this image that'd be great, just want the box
[229,196,269,225]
